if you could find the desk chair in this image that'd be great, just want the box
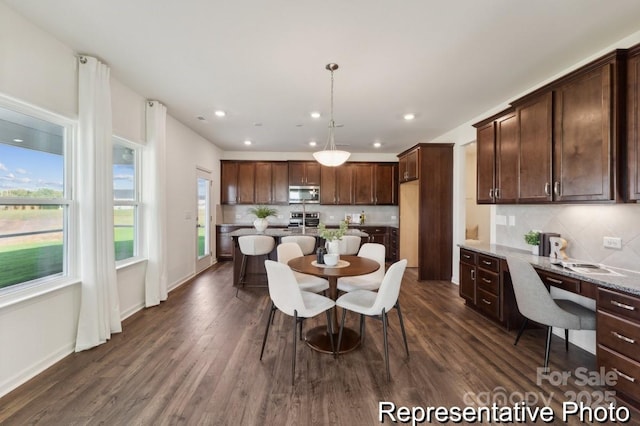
[261,260,335,385]
[506,256,596,372]
[236,235,275,297]
[281,235,317,255]
[336,259,409,381]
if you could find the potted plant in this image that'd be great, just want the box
[318,221,349,254]
[524,230,541,255]
[247,205,278,232]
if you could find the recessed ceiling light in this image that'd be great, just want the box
[254,122,263,127]
[310,112,321,119]
[309,141,317,147]
[244,140,252,145]
[196,116,206,121]
[296,124,304,127]
[373,142,382,148]
[214,110,226,117]
[403,113,416,121]
[13,138,24,143]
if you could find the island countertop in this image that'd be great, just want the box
[227,228,369,238]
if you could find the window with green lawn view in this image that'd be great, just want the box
[0,104,71,290]
[113,138,139,262]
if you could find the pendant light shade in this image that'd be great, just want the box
[313,63,350,167]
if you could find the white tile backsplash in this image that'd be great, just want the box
[496,204,640,272]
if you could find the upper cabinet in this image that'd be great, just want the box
[628,45,640,201]
[288,161,321,186]
[398,148,419,183]
[474,109,517,204]
[221,161,288,205]
[320,164,353,205]
[352,163,398,205]
[475,49,626,204]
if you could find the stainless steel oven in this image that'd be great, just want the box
[289,185,320,203]
[289,211,320,228]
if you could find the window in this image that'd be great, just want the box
[0,103,72,290]
[113,137,140,262]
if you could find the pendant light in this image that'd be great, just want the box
[313,63,350,167]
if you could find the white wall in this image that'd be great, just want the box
[0,2,223,397]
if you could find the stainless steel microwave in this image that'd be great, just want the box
[289,185,320,203]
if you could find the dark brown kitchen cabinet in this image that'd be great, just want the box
[459,248,477,304]
[216,225,242,260]
[398,147,419,183]
[516,92,553,203]
[220,161,256,205]
[628,45,640,201]
[320,164,353,205]
[373,163,398,205]
[289,161,321,186]
[353,163,374,204]
[474,109,517,204]
[553,55,621,202]
[254,162,289,205]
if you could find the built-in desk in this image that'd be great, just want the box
[459,243,640,411]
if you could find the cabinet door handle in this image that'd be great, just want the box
[495,188,500,199]
[462,254,471,259]
[554,181,561,197]
[489,189,494,199]
[482,278,492,283]
[546,277,563,285]
[611,300,636,311]
[544,182,551,196]
[481,298,492,305]
[611,331,636,344]
[471,270,475,281]
[612,368,636,383]
[481,260,492,266]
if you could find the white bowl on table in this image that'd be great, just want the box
[324,254,339,266]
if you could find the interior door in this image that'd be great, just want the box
[196,168,212,273]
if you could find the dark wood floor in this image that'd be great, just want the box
[0,261,614,425]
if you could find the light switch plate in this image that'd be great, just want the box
[603,236,622,249]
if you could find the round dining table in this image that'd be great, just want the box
[287,254,380,354]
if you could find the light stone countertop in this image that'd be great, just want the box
[227,228,369,238]
[459,243,640,296]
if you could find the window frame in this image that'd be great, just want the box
[0,95,77,304]
[112,135,142,266]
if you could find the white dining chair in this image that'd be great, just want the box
[281,235,317,255]
[260,260,336,385]
[277,243,329,294]
[338,235,361,255]
[336,259,409,381]
[337,243,385,292]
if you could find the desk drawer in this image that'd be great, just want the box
[538,271,580,294]
[598,344,640,404]
[478,254,499,272]
[598,311,640,363]
[598,288,640,322]
[477,288,500,319]
[460,249,477,265]
[477,268,499,295]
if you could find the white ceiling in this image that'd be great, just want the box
[5,0,640,154]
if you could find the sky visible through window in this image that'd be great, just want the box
[0,144,63,196]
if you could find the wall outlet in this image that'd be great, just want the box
[391,215,397,220]
[603,236,622,249]
[495,215,507,226]
[508,215,516,226]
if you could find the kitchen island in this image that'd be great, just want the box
[229,228,369,289]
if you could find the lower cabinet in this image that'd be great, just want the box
[597,288,640,409]
[352,225,398,262]
[459,249,503,322]
[216,225,242,260]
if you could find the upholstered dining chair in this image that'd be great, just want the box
[336,259,409,382]
[236,235,275,297]
[261,260,336,385]
[506,256,596,372]
[337,243,385,293]
[281,235,317,255]
[277,242,329,294]
[338,235,361,255]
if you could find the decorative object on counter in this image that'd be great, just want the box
[360,210,365,225]
[540,232,560,257]
[313,63,350,167]
[247,205,278,232]
[524,230,541,255]
[549,236,569,260]
[324,253,339,266]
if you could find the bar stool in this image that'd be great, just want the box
[237,235,275,297]
[281,235,317,255]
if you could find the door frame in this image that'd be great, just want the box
[196,167,213,274]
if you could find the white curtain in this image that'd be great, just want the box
[144,100,168,306]
[75,56,122,352]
